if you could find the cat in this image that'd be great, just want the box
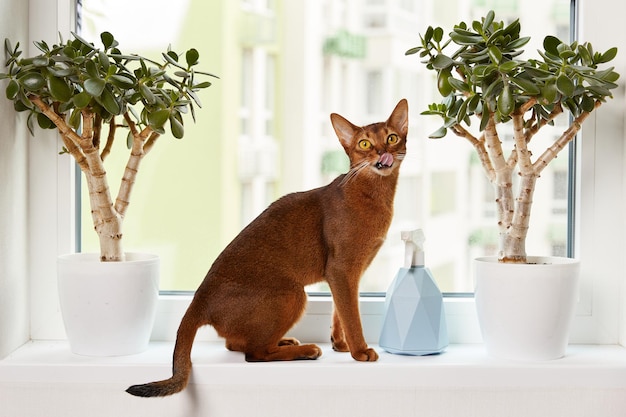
[126,99,408,397]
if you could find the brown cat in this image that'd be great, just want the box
[126,99,408,397]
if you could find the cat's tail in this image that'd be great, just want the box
[126,304,203,397]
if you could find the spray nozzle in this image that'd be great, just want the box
[401,229,425,268]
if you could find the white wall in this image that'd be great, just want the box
[0,0,75,358]
[0,0,29,359]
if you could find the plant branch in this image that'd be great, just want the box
[115,123,156,217]
[533,100,601,174]
[483,113,515,234]
[143,131,161,155]
[525,102,563,143]
[29,95,82,147]
[512,111,533,176]
[451,123,496,182]
[100,117,116,161]
[93,114,102,149]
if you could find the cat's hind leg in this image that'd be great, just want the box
[244,343,322,362]
[226,337,300,351]
[216,283,321,361]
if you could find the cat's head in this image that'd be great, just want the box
[330,99,408,178]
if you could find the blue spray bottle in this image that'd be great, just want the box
[379,229,448,355]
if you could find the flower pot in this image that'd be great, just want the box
[474,256,580,361]
[57,252,160,356]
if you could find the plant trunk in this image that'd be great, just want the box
[29,96,126,261]
[85,171,125,262]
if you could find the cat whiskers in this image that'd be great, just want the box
[340,160,370,187]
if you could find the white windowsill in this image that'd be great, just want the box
[2,341,626,417]
[3,341,626,387]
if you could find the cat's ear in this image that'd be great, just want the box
[330,113,359,151]
[387,99,408,138]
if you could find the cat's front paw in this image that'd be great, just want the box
[351,347,379,362]
[331,335,349,352]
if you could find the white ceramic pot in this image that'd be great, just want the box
[474,256,580,361]
[57,252,160,356]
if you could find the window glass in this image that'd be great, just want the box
[79,0,572,293]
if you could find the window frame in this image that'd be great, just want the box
[28,0,626,345]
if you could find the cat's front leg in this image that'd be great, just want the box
[330,307,349,352]
[327,278,378,362]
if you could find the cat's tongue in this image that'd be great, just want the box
[376,152,394,168]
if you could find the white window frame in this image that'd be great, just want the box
[28,0,626,346]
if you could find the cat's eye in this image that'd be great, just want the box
[387,134,399,145]
[358,139,372,150]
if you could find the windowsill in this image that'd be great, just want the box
[3,341,626,416]
[3,341,626,386]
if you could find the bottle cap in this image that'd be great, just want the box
[401,229,425,268]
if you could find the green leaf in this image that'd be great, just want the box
[497,82,514,116]
[4,38,13,56]
[598,47,618,64]
[581,95,595,112]
[47,76,73,102]
[17,90,32,109]
[487,45,502,64]
[541,80,558,104]
[85,59,99,78]
[192,81,212,89]
[6,79,19,99]
[162,52,186,71]
[100,31,115,49]
[501,18,521,38]
[139,83,156,104]
[498,60,518,73]
[577,44,593,66]
[428,126,448,139]
[32,57,50,67]
[73,91,91,108]
[556,73,575,96]
[482,78,502,99]
[69,108,82,129]
[433,27,444,43]
[483,10,495,31]
[98,87,121,115]
[449,31,483,45]
[509,76,541,95]
[479,112,490,131]
[71,31,96,52]
[448,77,471,93]
[170,115,184,138]
[437,69,453,96]
[456,98,469,122]
[506,36,531,50]
[109,73,135,89]
[186,48,199,67]
[405,47,421,56]
[14,99,30,112]
[84,77,106,96]
[98,50,110,72]
[432,54,455,69]
[26,112,35,135]
[37,112,54,129]
[423,26,434,44]
[18,72,46,91]
[543,35,562,57]
[148,109,171,129]
[587,85,612,97]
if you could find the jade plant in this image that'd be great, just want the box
[0,32,216,261]
[407,11,619,263]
